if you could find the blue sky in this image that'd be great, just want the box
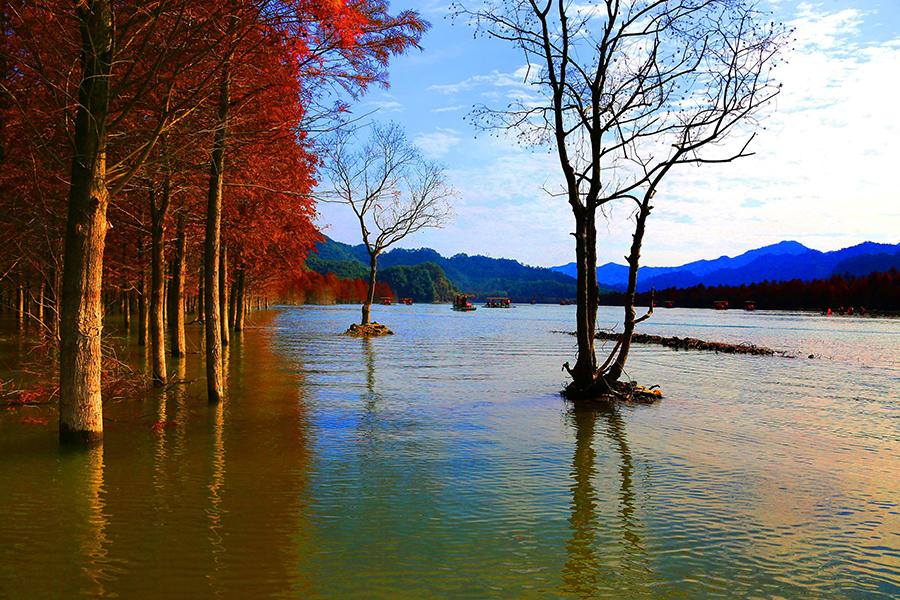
[316,0,900,268]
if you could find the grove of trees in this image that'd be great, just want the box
[1,1,427,443]
[605,270,900,313]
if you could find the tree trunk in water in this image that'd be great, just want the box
[122,290,130,330]
[219,244,229,347]
[59,0,113,444]
[149,184,170,386]
[361,255,378,325]
[567,206,600,393]
[16,284,23,323]
[198,267,205,324]
[228,267,237,330]
[169,212,187,357]
[137,241,147,346]
[234,269,245,331]
[53,268,61,341]
[603,196,653,385]
[204,60,230,404]
[37,280,45,332]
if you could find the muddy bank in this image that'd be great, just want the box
[555,330,793,357]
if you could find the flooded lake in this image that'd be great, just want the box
[0,305,897,597]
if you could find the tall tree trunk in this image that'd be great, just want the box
[16,283,24,322]
[567,206,600,393]
[603,196,653,385]
[204,60,230,404]
[53,267,61,341]
[361,254,378,325]
[228,265,237,330]
[59,0,113,444]
[169,212,187,357]
[122,290,130,330]
[198,266,205,323]
[234,269,245,331]
[37,280,45,332]
[219,243,229,347]
[137,241,148,346]
[149,183,170,386]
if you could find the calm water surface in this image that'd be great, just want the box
[0,305,897,598]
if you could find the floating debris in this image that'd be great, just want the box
[554,330,793,357]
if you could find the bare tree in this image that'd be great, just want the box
[321,123,454,326]
[452,0,789,398]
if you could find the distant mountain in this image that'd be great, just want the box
[551,241,900,291]
[309,237,577,302]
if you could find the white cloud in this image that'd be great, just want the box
[432,105,466,113]
[366,98,404,113]
[414,128,463,158]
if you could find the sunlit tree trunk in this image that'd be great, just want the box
[219,243,229,347]
[361,254,378,325]
[204,60,230,404]
[168,212,187,357]
[37,280,45,331]
[149,184,170,386]
[137,241,148,346]
[59,0,113,444]
[198,266,205,324]
[228,265,237,330]
[234,269,245,331]
[122,290,130,330]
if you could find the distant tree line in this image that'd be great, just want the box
[601,270,900,313]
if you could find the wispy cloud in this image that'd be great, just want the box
[414,128,463,158]
[432,105,466,113]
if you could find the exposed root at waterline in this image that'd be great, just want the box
[562,377,663,405]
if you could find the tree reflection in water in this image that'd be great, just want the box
[562,405,650,598]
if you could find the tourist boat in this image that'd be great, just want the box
[744,300,756,311]
[664,300,675,309]
[380,296,393,306]
[452,294,477,311]
[713,300,729,310]
[401,297,413,305]
[484,297,511,308]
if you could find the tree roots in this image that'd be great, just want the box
[562,377,662,404]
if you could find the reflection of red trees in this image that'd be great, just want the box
[602,269,899,312]
[278,272,393,305]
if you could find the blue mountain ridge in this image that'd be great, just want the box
[313,236,899,296]
[551,241,900,291]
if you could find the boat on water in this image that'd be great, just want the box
[714,300,729,310]
[380,296,393,306]
[744,300,756,311]
[484,297,511,308]
[453,294,477,312]
[559,299,572,305]
[664,300,675,308]
[400,297,413,305]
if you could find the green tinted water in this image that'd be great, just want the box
[0,305,897,597]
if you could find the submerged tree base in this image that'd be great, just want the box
[562,378,662,405]
[343,322,394,337]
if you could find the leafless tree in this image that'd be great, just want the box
[321,123,454,325]
[452,0,789,398]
